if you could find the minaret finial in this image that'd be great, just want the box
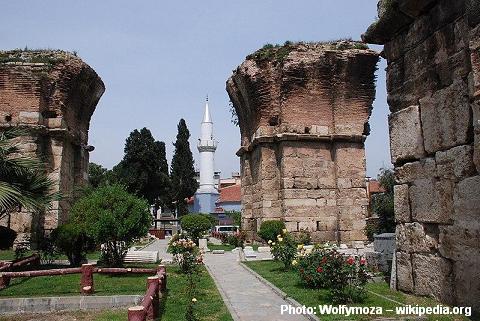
[206,94,209,102]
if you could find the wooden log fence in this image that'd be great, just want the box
[128,265,167,321]
[0,259,168,320]
[0,254,40,272]
[0,263,165,293]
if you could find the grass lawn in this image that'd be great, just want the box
[0,265,232,321]
[0,309,128,321]
[0,250,101,262]
[245,260,471,321]
[0,250,33,261]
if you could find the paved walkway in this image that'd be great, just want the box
[142,238,173,263]
[204,252,309,321]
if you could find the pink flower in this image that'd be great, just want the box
[346,257,355,265]
[316,266,323,273]
[360,258,366,265]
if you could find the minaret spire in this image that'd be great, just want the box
[193,97,219,213]
[202,97,212,124]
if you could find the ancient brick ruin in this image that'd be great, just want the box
[0,50,104,240]
[227,42,379,243]
[363,0,480,312]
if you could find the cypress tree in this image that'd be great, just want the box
[170,119,198,216]
[115,128,171,210]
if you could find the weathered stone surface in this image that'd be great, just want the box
[395,158,436,184]
[409,179,454,224]
[394,184,410,222]
[420,80,471,154]
[412,254,454,304]
[472,100,480,172]
[365,1,479,311]
[435,145,476,181]
[439,225,480,261]
[453,260,480,311]
[0,50,104,239]
[389,106,425,164]
[228,42,377,243]
[396,222,438,253]
[453,175,480,228]
[396,251,414,292]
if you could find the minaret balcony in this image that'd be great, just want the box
[197,139,217,152]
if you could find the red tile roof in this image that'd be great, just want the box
[368,180,385,194]
[217,184,241,204]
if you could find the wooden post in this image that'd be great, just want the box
[146,276,159,319]
[128,306,146,321]
[157,265,166,291]
[81,264,94,295]
[0,274,10,289]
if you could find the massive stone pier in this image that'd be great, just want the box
[363,0,480,312]
[227,42,379,243]
[0,50,104,239]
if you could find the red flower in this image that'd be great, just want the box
[360,258,366,265]
[346,257,355,265]
[316,266,323,273]
[321,257,328,264]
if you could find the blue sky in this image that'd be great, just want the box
[1,0,391,178]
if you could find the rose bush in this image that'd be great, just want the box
[270,229,297,269]
[167,233,203,274]
[296,248,369,303]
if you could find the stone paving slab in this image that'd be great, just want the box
[204,252,309,321]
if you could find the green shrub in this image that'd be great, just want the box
[297,248,330,288]
[296,248,369,303]
[199,213,217,229]
[52,223,94,266]
[37,232,58,265]
[270,229,297,269]
[0,226,16,249]
[258,220,285,242]
[226,210,241,228]
[294,229,311,245]
[226,231,246,248]
[69,184,152,267]
[324,251,369,303]
[180,213,212,244]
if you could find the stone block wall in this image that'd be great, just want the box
[227,42,379,243]
[363,0,480,312]
[0,50,104,239]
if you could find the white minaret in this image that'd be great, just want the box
[194,97,219,213]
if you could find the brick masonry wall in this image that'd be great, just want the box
[227,42,379,243]
[363,0,480,312]
[0,51,104,240]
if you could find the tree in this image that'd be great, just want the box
[69,184,152,266]
[180,213,212,244]
[371,167,395,234]
[0,129,58,228]
[115,128,171,210]
[170,119,198,216]
[88,162,108,188]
